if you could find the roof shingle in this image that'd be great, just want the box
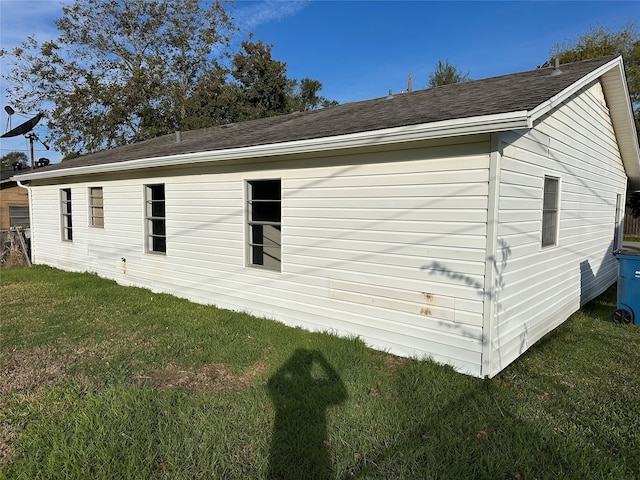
[21,56,618,174]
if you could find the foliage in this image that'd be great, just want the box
[548,22,640,136]
[1,266,639,478]
[230,38,291,121]
[2,0,235,155]
[0,151,27,171]
[1,0,336,157]
[289,78,339,111]
[628,191,640,217]
[427,59,470,88]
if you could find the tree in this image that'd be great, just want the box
[0,151,28,171]
[2,0,236,155]
[547,22,640,137]
[230,38,291,121]
[427,59,470,88]
[288,78,338,112]
[2,1,337,156]
[547,23,640,218]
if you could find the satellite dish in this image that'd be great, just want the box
[1,112,42,138]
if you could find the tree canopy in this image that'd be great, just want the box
[547,22,640,215]
[427,59,470,88]
[0,151,28,171]
[547,22,640,135]
[1,0,336,157]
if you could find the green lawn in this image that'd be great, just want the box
[1,266,639,479]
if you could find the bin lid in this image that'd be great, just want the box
[614,248,640,258]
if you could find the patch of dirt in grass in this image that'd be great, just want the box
[0,344,100,465]
[0,422,17,465]
[0,344,100,400]
[1,346,72,400]
[134,360,269,393]
[382,354,409,374]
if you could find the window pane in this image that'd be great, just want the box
[542,177,559,247]
[252,201,281,222]
[151,200,165,218]
[9,206,30,228]
[145,184,166,253]
[248,180,281,270]
[61,189,73,241]
[252,180,280,200]
[252,245,281,267]
[152,235,166,253]
[251,224,281,248]
[151,218,166,236]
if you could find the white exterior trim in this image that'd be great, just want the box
[15,111,530,181]
[481,133,502,377]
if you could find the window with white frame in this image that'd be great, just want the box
[542,176,559,248]
[89,187,104,227]
[9,206,29,229]
[247,179,281,270]
[61,188,73,241]
[145,184,166,253]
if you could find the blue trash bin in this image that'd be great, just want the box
[613,250,640,325]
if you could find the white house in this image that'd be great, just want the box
[15,56,640,377]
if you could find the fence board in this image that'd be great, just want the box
[625,212,640,236]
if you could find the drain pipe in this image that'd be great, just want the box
[16,179,34,266]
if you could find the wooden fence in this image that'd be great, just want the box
[625,212,640,236]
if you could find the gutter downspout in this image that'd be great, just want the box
[16,180,34,266]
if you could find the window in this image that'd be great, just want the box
[542,176,559,248]
[145,184,166,253]
[247,179,281,270]
[9,206,29,229]
[613,193,624,251]
[89,187,104,227]
[61,188,73,241]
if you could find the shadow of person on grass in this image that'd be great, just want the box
[267,349,347,480]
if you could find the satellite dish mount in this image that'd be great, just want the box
[1,108,49,170]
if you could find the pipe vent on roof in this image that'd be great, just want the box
[550,58,563,76]
[175,130,182,143]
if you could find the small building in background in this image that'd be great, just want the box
[0,168,30,230]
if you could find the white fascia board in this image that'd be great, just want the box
[528,56,623,123]
[15,110,531,181]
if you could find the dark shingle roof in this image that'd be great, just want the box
[22,56,618,174]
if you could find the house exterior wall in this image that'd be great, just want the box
[0,182,30,229]
[487,80,627,376]
[29,135,492,376]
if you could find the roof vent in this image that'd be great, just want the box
[550,58,563,76]
[175,130,182,143]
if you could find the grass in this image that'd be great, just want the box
[1,265,639,479]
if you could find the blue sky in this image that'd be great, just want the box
[1,0,638,164]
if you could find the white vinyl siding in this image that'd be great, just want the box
[27,135,491,376]
[489,80,627,375]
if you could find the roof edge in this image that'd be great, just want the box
[14,110,530,181]
[530,56,640,189]
[528,56,623,121]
